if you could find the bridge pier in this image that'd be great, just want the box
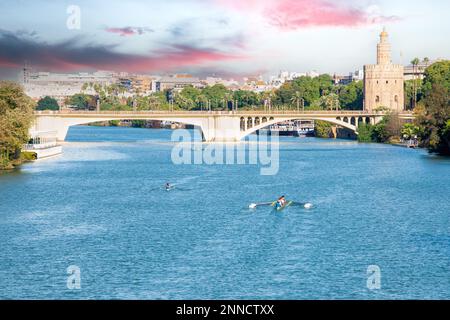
[201,116,242,142]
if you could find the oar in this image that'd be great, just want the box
[249,202,276,209]
[291,202,313,209]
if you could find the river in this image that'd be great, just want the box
[0,126,449,299]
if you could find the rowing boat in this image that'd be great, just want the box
[272,200,293,211]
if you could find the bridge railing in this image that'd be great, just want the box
[34,110,414,116]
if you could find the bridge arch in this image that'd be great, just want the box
[239,116,358,140]
[240,117,245,131]
[33,115,208,141]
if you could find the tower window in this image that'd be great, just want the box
[376,96,380,103]
[394,95,398,102]
[386,81,389,84]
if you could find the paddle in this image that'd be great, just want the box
[248,202,275,209]
[290,201,313,209]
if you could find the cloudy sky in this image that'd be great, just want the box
[0,0,449,80]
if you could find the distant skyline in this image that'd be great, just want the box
[0,0,449,80]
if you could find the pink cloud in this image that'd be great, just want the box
[96,46,247,73]
[0,29,247,73]
[105,26,153,37]
[217,0,399,29]
[0,59,19,68]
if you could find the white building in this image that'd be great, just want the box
[269,70,319,88]
[21,69,116,104]
[403,58,442,81]
[203,77,239,89]
[154,75,202,92]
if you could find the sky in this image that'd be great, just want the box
[0,0,449,80]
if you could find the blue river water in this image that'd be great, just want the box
[0,126,449,299]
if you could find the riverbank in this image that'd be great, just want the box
[0,151,36,170]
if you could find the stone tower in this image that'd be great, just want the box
[364,28,404,112]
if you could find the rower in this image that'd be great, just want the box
[165,183,171,190]
[276,195,286,208]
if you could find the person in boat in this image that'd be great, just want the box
[165,183,171,190]
[276,196,286,208]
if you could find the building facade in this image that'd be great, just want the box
[155,75,202,92]
[364,29,404,112]
[21,69,115,104]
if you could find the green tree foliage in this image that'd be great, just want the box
[404,79,423,110]
[314,120,333,138]
[422,60,450,98]
[311,93,340,110]
[233,90,260,109]
[369,113,402,143]
[274,75,334,107]
[416,83,450,155]
[67,94,96,110]
[357,123,373,142]
[401,123,420,140]
[290,91,304,111]
[0,81,35,169]
[168,86,200,110]
[202,84,229,110]
[338,81,363,110]
[131,120,146,128]
[371,117,389,143]
[36,96,59,111]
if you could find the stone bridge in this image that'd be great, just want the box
[31,110,415,142]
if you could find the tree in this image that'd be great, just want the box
[371,118,389,143]
[196,94,208,110]
[233,90,260,109]
[367,113,405,143]
[202,84,229,110]
[422,60,450,98]
[338,81,363,110]
[274,75,333,107]
[310,93,340,110]
[384,113,402,140]
[314,120,333,138]
[404,79,423,110]
[290,91,304,111]
[416,83,450,155]
[67,94,92,110]
[401,123,420,140]
[323,93,340,110]
[357,123,373,142]
[411,57,420,109]
[36,96,59,111]
[0,81,35,169]
[180,86,201,109]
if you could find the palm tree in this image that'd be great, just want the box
[262,91,275,111]
[423,57,430,69]
[224,92,233,111]
[411,57,420,109]
[147,94,160,110]
[290,91,304,112]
